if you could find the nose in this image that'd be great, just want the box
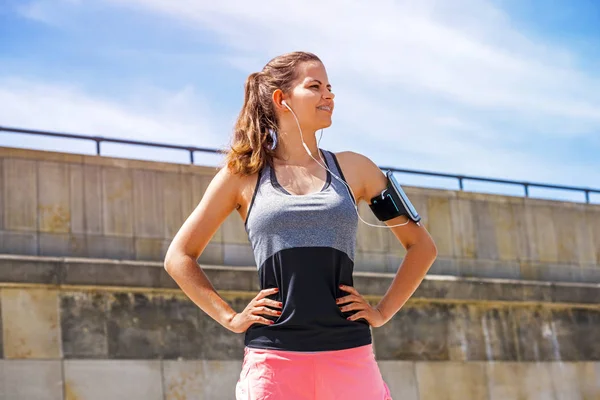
[324,89,335,101]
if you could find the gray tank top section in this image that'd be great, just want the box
[244,149,358,270]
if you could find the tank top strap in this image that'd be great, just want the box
[321,149,356,205]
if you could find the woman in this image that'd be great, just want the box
[164,51,438,399]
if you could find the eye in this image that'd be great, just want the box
[310,84,320,89]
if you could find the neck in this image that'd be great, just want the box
[273,122,322,166]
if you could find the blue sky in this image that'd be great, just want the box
[1,0,599,203]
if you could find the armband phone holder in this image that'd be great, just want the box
[368,170,421,224]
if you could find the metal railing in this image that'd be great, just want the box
[1,125,599,203]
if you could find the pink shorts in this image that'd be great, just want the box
[236,344,393,400]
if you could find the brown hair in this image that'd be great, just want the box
[223,51,322,176]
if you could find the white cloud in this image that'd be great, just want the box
[0,77,222,160]
[96,0,600,186]
[6,0,600,188]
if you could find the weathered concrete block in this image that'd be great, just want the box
[222,211,251,246]
[373,303,450,361]
[573,208,596,265]
[428,257,458,276]
[60,292,108,359]
[223,243,255,267]
[487,362,554,400]
[0,158,3,230]
[550,308,600,362]
[576,362,600,399]
[547,362,589,400]
[472,200,499,260]
[192,173,223,242]
[160,296,206,360]
[86,235,135,259]
[0,230,38,255]
[106,292,172,359]
[511,306,558,362]
[197,242,224,266]
[447,304,487,361]
[451,199,477,259]
[0,256,60,284]
[163,360,243,400]
[102,167,134,237]
[69,164,85,234]
[37,161,70,233]
[386,226,406,257]
[414,277,485,302]
[586,209,600,265]
[356,201,388,252]
[409,194,429,229]
[386,253,405,273]
[105,292,244,360]
[0,294,3,358]
[354,251,387,273]
[135,237,170,261]
[63,360,163,400]
[83,164,103,234]
[4,158,37,231]
[455,258,520,280]
[133,169,164,238]
[200,295,247,360]
[554,206,581,265]
[0,360,63,400]
[38,232,87,257]
[63,259,164,288]
[416,361,488,400]
[531,203,559,263]
[376,361,419,400]
[160,171,189,239]
[480,308,519,361]
[489,201,521,262]
[426,196,454,257]
[1,288,61,359]
[204,266,260,292]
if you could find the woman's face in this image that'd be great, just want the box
[284,61,335,132]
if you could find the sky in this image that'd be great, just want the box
[1,0,599,203]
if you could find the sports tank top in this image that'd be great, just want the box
[243,148,372,352]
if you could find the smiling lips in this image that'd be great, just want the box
[317,105,332,113]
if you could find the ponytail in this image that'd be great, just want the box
[223,51,322,176]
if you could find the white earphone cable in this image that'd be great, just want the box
[283,102,410,229]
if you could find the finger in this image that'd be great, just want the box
[256,287,279,300]
[340,302,366,313]
[253,306,282,317]
[347,311,367,321]
[253,315,274,325]
[339,284,360,296]
[336,294,359,305]
[256,298,283,309]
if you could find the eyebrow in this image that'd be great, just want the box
[309,79,332,89]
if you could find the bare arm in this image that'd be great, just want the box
[165,165,282,333]
[163,166,241,329]
[354,152,438,324]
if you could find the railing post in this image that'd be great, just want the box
[95,139,101,155]
[189,150,195,164]
[524,184,529,198]
[585,190,590,204]
[458,177,464,191]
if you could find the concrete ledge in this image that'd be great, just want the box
[1,255,599,306]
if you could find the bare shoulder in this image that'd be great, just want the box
[332,150,387,203]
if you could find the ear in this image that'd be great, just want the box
[272,89,287,111]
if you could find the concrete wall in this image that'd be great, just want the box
[1,146,599,283]
[0,255,599,399]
